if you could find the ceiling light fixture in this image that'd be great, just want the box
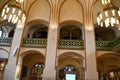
[1,0,26,24]
[97,0,120,28]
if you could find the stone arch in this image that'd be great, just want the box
[59,0,84,23]
[57,52,84,67]
[0,48,9,59]
[56,51,85,80]
[59,20,84,40]
[19,50,45,80]
[27,0,50,22]
[0,20,15,38]
[97,53,120,79]
[24,19,49,38]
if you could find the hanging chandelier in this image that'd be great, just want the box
[97,0,120,28]
[1,0,26,24]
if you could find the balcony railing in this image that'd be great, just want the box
[22,38,47,48]
[0,38,12,46]
[22,38,84,49]
[96,36,120,50]
[111,36,120,49]
[58,40,84,49]
[96,41,112,50]
[1,36,120,51]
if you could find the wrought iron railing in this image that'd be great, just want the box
[111,36,120,49]
[96,41,112,50]
[1,36,120,50]
[0,38,12,46]
[22,38,47,48]
[96,36,120,50]
[58,40,84,49]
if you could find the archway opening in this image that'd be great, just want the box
[20,52,45,80]
[57,52,85,80]
[97,53,120,80]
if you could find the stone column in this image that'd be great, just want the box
[14,57,23,80]
[85,28,98,80]
[84,0,98,79]
[42,1,59,80]
[3,23,24,80]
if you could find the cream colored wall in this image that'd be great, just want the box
[27,0,50,22]
[57,49,85,58]
[58,58,82,67]
[93,0,103,24]
[96,51,117,57]
[19,47,46,56]
[60,0,83,23]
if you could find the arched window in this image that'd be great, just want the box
[33,29,47,38]
[60,25,82,40]
[28,24,48,38]
[8,28,15,38]
[95,27,116,41]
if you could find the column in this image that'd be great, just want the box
[14,57,23,80]
[42,1,59,80]
[3,23,24,80]
[85,28,98,80]
[85,0,98,79]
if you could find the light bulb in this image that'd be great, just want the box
[118,10,120,16]
[116,19,119,24]
[97,17,100,25]
[112,10,115,16]
[12,8,15,13]
[102,0,105,5]
[1,9,5,17]
[6,7,10,13]
[101,22,103,27]
[99,13,103,19]
[105,11,108,17]
[8,14,12,22]
[4,15,7,19]
[18,10,21,16]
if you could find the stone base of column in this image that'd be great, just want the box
[42,69,56,80]
[85,71,98,80]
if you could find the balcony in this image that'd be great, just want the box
[111,36,120,52]
[96,41,112,50]
[96,36,120,51]
[22,38,47,48]
[0,37,120,51]
[0,38,12,46]
[58,40,84,49]
[22,38,84,49]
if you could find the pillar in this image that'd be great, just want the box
[85,27,98,80]
[3,23,24,80]
[14,57,23,80]
[84,0,98,79]
[42,1,59,80]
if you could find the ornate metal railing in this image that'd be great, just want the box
[96,36,120,50]
[0,38,12,46]
[111,36,120,49]
[0,36,119,51]
[58,40,84,49]
[22,38,47,48]
[96,41,112,50]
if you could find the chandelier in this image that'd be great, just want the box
[97,0,120,28]
[1,0,26,24]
